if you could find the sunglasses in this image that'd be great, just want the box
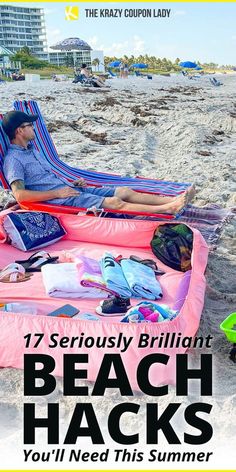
[20,123,34,129]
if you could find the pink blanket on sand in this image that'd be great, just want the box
[0,210,208,389]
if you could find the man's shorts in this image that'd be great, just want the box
[48,186,116,209]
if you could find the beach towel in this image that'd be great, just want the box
[76,255,117,296]
[114,203,235,248]
[120,259,163,300]
[172,204,235,246]
[100,253,132,298]
[41,263,106,298]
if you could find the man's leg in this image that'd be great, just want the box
[53,186,190,215]
[102,195,186,215]
[49,191,179,215]
[115,186,195,206]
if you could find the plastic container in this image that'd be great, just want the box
[220,312,236,343]
[0,303,37,315]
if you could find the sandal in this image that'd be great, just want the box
[15,251,59,273]
[129,255,165,275]
[0,263,32,283]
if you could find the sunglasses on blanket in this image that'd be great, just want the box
[130,256,166,275]
[115,255,165,276]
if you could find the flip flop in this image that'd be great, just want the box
[0,263,32,283]
[129,255,165,275]
[15,251,59,272]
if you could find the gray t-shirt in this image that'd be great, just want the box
[3,143,73,191]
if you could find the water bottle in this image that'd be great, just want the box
[1,303,37,315]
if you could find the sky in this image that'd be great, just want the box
[7,3,236,65]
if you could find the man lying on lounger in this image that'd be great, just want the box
[2,111,195,215]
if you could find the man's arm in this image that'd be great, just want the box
[11,180,79,203]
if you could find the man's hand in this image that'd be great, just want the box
[73,178,87,187]
[55,186,80,198]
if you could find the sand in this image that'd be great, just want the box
[0,73,235,469]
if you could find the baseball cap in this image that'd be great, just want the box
[2,111,38,138]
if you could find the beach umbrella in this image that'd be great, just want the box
[179,61,198,69]
[108,61,121,67]
[130,63,148,69]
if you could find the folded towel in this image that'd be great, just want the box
[76,255,117,295]
[121,259,163,300]
[100,253,132,298]
[41,263,105,298]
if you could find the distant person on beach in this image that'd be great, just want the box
[80,64,106,88]
[119,62,125,78]
[123,64,129,78]
[2,111,195,215]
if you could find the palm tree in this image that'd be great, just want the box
[161,57,168,71]
[156,58,162,70]
[92,58,100,71]
[65,55,74,68]
[20,46,32,56]
[149,56,157,69]
[144,54,149,65]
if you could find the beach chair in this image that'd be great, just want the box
[108,69,116,78]
[72,74,95,86]
[12,100,190,194]
[134,70,147,77]
[0,101,191,218]
[0,114,10,189]
[210,77,223,87]
[0,105,233,244]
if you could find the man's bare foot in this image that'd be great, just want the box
[185,185,196,204]
[155,193,186,215]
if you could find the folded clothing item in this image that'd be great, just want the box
[100,252,132,298]
[121,302,178,323]
[120,259,163,300]
[41,263,106,298]
[76,255,117,296]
